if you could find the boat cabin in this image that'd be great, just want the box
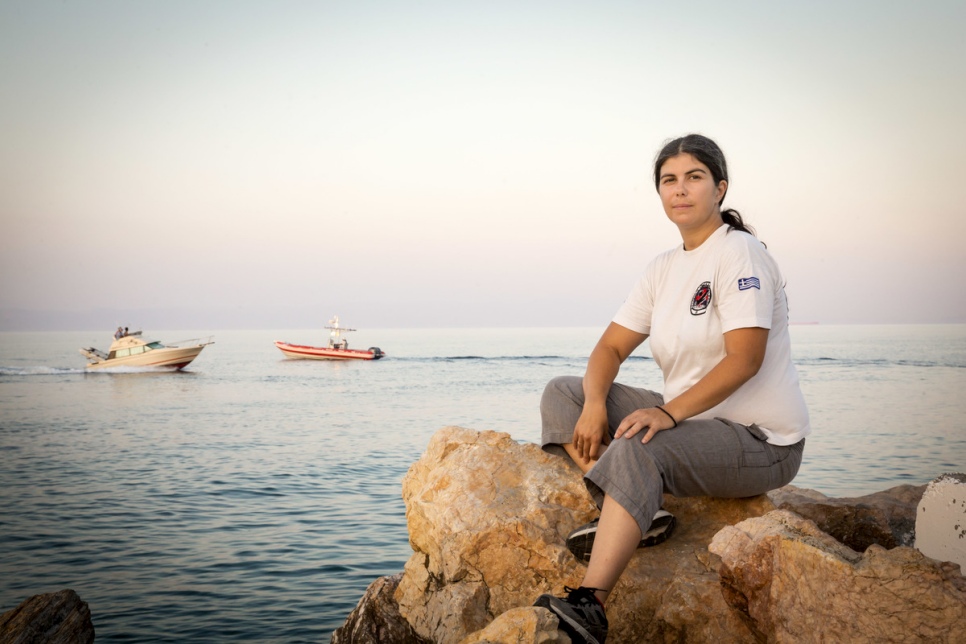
[106,334,165,360]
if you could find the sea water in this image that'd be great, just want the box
[1,325,964,641]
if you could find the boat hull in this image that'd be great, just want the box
[84,345,208,371]
[275,341,384,361]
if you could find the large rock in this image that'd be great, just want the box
[0,589,94,644]
[710,509,966,642]
[333,427,965,643]
[395,427,597,642]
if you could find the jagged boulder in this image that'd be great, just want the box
[710,509,966,642]
[0,589,94,644]
[394,426,597,642]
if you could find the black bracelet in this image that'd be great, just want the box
[655,406,678,428]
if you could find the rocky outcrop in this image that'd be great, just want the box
[0,589,95,644]
[333,426,965,644]
[393,427,777,643]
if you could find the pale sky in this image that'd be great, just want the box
[2,0,964,330]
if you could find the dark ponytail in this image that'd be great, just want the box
[653,134,756,237]
[721,208,755,236]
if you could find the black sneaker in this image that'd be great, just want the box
[534,586,608,644]
[566,509,675,563]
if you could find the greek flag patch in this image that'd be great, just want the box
[738,277,760,291]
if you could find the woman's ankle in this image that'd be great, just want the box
[579,586,609,607]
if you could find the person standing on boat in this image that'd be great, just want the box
[533,134,810,644]
[114,326,124,340]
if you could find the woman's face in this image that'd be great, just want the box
[657,153,727,237]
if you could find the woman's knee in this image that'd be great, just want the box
[597,435,661,478]
[540,375,583,412]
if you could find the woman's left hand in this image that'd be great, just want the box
[615,407,677,444]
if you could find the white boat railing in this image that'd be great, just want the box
[166,336,215,348]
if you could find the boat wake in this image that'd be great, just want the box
[0,366,86,376]
[0,365,192,376]
[88,365,196,374]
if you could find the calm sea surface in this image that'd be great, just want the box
[1,325,964,641]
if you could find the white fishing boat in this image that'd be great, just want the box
[275,316,384,361]
[80,330,214,371]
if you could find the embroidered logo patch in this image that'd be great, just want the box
[738,277,761,291]
[690,281,712,315]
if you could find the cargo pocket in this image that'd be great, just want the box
[715,417,772,468]
[745,423,769,441]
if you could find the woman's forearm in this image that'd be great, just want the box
[660,354,759,422]
[582,323,648,408]
[661,327,767,423]
[571,323,648,461]
[582,343,623,408]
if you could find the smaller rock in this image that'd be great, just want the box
[330,573,428,644]
[0,589,94,644]
[767,483,925,551]
[460,607,571,644]
[916,472,966,570]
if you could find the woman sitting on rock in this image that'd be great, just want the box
[534,133,810,644]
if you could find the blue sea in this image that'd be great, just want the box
[1,325,965,641]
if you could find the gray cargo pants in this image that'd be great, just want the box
[541,375,804,536]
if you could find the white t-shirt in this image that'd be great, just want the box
[613,224,810,446]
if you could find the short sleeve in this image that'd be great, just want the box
[714,235,779,332]
[613,268,655,335]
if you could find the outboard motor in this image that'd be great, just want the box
[368,347,385,360]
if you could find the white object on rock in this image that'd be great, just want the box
[915,472,966,570]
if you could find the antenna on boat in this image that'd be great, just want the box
[325,315,356,349]
[325,316,357,333]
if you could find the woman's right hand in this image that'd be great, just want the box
[570,322,648,466]
[572,405,610,463]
